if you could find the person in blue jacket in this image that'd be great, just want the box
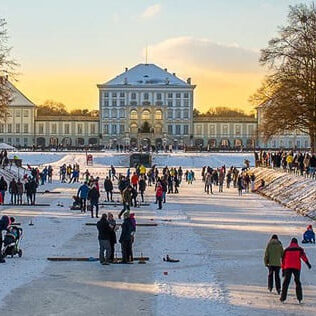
[302,225,315,244]
[77,182,89,213]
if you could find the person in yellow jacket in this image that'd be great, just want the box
[139,165,146,176]
[286,153,294,171]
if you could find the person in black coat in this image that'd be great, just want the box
[0,176,8,204]
[96,214,112,265]
[0,216,14,263]
[108,212,117,262]
[138,176,146,202]
[88,185,100,218]
[9,179,18,205]
[119,213,135,263]
[104,177,113,202]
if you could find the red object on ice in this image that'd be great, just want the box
[163,271,168,275]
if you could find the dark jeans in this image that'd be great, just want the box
[121,240,132,263]
[90,200,99,217]
[99,239,111,263]
[80,198,86,212]
[17,193,23,205]
[119,202,130,218]
[157,196,162,209]
[0,234,3,261]
[140,190,144,202]
[268,266,281,292]
[281,269,303,302]
[205,184,212,194]
[110,241,115,261]
[106,191,113,201]
[10,193,16,204]
[27,193,36,205]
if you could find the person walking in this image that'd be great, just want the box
[131,172,139,190]
[118,186,132,219]
[237,175,243,196]
[77,182,89,213]
[0,176,7,204]
[138,176,146,203]
[108,212,118,262]
[119,212,135,264]
[88,185,100,218]
[104,176,113,202]
[156,183,163,210]
[96,214,112,265]
[280,238,312,303]
[264,234,284,294]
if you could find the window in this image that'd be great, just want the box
[183,125,189,135]
[111,124,117,134]
[130,110,137,120]
[296,140,301,148]
[104,124,109,134]
[130,123,138,134]
[119,109,125,118]
[111,109,117,118]
[16,123,20,133]
[196,125,202,135]
[16,110,21,117]
[184,100,189,107]
[103,109,109,118]
[7,137,11,144]
[175,125,181,135]
[248,125,254,136]
[8,124,12,133]
[141,110,150,120]
[0,138,3,142]
[155,110,163,120]
[112,92,117,98]
[176,100,181,107]
[16,138,20,144]
[112,99,117,106]
[119,124,125,133]
[176,93,181,98]
[144,93,149,100]
[119,92,125,98]
[272,140,276,148]
[23,110,29,117]
[64,124,70,134]
[168,100,173,107]
[24,123,29,134]
[183,110,189,119]
[222,125,228,135]
[77,124,83,135]
[209,125,215,136]
[184,92,189,98]
[235,125,241,136]
[120,99,125,106]
[104,92,109,98]
[156,93,162,100]
[39,123,44,134]
[24,138,28,146]
[289,140,293,148]
[90,124,96,134]
[0,124,4,133]
[131,93,136,100]
[51,124,57,134]
[168,125,173,135]
[167,110,173,119]
[168,93,173,99]
[305,140,308,148]
[176,109,181,119]
[104,100,109,106]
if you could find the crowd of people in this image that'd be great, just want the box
[255,150,316,178]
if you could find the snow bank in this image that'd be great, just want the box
[252,168,316,219]
[9,152,66,166]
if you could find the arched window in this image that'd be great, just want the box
[119,109,125,118]
[141,110,151,120]
[155,110,163,120]
[130,110,137,120]
[130,123,138,134]
[111,108,117,118]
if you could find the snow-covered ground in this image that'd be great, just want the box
[0,153,315,315]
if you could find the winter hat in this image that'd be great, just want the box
[291,237,298,244]
[307,225,313,230]
[271,234,278,240]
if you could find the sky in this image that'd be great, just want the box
[0,0,313,112]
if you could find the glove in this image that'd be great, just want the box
[306,262,311,269]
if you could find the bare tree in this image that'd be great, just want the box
[0,18,17,120]
[251,3,316,152]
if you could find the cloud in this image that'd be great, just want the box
[148,37,260,73]
[141,4,162,19]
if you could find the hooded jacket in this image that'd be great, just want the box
[0,216,10,231]
[282,241,310,270]
[264,239,284,267]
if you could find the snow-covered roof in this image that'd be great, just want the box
[7,81,36,107]
[100,63,191,87]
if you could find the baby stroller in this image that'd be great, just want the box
[2,226,23,258]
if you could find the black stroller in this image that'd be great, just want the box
[2,226,23,258]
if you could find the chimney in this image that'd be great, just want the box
[125,67,128,72]
[173,73,176,76]
[187,78,191,84]
[164,68,168,72]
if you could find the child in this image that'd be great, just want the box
[302,225,315,244]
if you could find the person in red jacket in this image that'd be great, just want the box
[280,238,311,303]
[156,183,163,210]
[131,173,139,190]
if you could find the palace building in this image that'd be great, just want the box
[98,63,196,149]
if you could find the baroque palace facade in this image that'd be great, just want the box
[0,63,311,150]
